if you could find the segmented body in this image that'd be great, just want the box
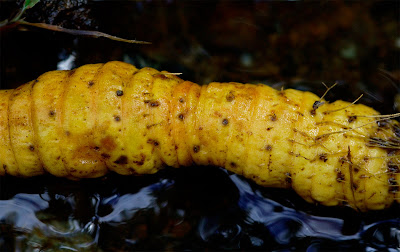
[0,61,399,211]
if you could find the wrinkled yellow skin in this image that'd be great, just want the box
[1,61,399,211]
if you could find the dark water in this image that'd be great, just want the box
[1,166,399,251]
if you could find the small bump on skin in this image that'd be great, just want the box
[116,90,124,96]
[179,98,185,103]
[49,110,56,117]
[178,114,185,120]
[222,118,229,125]
[88,81,94,87]
[193,145,200,153]
[270,114,277,121]
[114,116,121,122]
[29,145,35,151]
[265,145,272,151]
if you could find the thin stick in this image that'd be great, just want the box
[17,20,151,44]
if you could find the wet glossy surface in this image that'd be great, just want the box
[1,166,399,251]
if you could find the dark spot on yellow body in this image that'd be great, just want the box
[133,154,146,166]
[68,69,76,77]
[319,153,328,162]
[29,145,35,151]
[116,90,124,96]
[285,172,292,184]
[150,101,160,107]
[114,116,121,121]
[179,98,185,103]
[266,127,273,131]
[377,120,389,127]
[49,110,56,117]
[230,162,236,167]
[337,171,345,182]
[270,113,277,121]
[101,153,111,159]
[114,155,128,165]
[178,114,185,120]
[265,145,272,151]
[388,161,400,173]
[101,136,117,151]
[147,139,159,146]
[222,119,229,125]
[155,73,168,80]
[226,91,235,102]
[312,101,324,110]
[88,81,94,87]
[388,177,399,193]
[393,124,400,137]
[146,123,158,129]
[348,115,357,123]
[193,145,200,153]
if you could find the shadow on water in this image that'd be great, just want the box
[0,166,399,251]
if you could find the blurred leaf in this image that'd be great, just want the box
[24,0,41,9]
[8,0,40,23]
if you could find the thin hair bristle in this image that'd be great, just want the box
[357,113,400,119]
[323,94,364,114]
[319,82,338,101]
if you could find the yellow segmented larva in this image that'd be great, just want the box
[0,61,399,211]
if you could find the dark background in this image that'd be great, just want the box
[0,0,399,251]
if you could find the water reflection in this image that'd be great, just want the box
[0,167,399,251]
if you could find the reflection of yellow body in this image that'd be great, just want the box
[0,61,399,211]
